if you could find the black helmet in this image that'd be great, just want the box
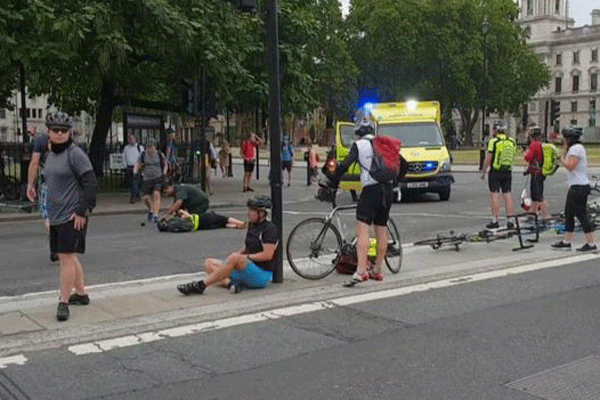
[247,195,272,212]
[562,127,582,138]
[45,111,73,129]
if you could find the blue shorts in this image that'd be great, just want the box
[39,183,48,220]
[229,260,273,289]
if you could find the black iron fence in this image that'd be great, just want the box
[0,141,203,193]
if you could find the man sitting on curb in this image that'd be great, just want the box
[176,195,277,294]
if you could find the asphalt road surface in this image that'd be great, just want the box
[0,170,585,296]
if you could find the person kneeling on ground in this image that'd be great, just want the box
[177,195,277,295]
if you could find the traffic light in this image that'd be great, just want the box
[550,99,560,125]
[181,78,194,115]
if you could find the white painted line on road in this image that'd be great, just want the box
[0,354,27,369]
[65,252,600,357]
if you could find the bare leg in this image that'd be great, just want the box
[373,225,388,272]
[539,200,551,219]
[503,192,515,216]
[152,190,161,215]
[204,258,230,287]
[584,232,596,245]
[72,255,87,295]
[490,192,501,220]
[356,221,370,274]
[58,254,78,303]
[203,253,247,286]
[144,195,152,212]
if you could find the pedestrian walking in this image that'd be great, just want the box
[165,131,179,181]
[308,141,320,183]
[135,139,167,223]
[218,141,231,178]
[122,134,143,203]
[281,136,294,187]
[480,122,517,229]
[551,128,597,252]
[43,112,97,321]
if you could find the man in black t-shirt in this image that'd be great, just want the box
[177,195,278,295]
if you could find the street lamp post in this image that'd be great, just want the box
[479,17,490,171]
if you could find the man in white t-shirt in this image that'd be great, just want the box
[122,134,143,203]
[551,128,597,252]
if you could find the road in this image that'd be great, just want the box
[0,170,575,296]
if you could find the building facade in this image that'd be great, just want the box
[517,1,600,141]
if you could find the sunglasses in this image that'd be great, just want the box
[50,127,70,134]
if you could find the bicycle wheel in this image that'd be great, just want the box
[384,218,402,274]
[1,176,19,201]
[286,217,343,280]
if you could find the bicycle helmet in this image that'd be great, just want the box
[354,110,375,137]
[45,111,73,129]
[247,195,272,212]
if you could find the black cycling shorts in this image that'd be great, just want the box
[50,219,88,254]
[197,212,229,230]
[530,173,545,202]
[356,183,394,226]
[488,170,512,193]
[281,160,292,172]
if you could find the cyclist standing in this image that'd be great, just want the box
[523,128,551,221]
[480,122,517,229]
[326,111,393,284]
[551,128,597,252]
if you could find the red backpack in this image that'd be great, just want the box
[367,136,406,183]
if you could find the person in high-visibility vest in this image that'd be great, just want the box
[480,122,517,229]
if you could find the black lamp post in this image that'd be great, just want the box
[479,17,490,170]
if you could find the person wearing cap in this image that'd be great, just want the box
[551,128,597,252]
[42,111,97,321]
[176,195,277,295]
[480,122,517,229]
[134,139,168,223]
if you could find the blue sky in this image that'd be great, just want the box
[339,0,597,27]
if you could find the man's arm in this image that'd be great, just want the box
[133,162,141,175]
[328,143,358,185]
[162,199,184,218]
[26,152,42,202]
[246,243,277,263]
[162,153,168,176]
[480,153,493,179]
[560,145,579,171]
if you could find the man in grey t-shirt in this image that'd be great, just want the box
[134,140,168,223]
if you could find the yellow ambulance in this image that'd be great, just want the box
[336,100,454,201]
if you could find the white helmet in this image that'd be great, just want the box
[354,111,375,137]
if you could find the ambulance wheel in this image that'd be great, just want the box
[438,186,451,201]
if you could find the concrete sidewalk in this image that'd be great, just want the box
[0,231,597,360]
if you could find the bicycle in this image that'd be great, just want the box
[286,183,402,280]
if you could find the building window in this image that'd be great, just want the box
[592,49,599,63]
[555,77,562,93]
[573,51,580,65]
[0,127,7,141]
[26,108,31,118]
[0,108,5,119]
[555,0,560,14]
[591,99,597,110]
[556,54,562,65]
[527,0,533,15]
[573,75,579,92]
[591,74,598,91]
[31,109,36,119]
[571,101,578,113]
[571,119,578,126]
[38,109,43,119]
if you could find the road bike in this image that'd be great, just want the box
[286,183,402,280]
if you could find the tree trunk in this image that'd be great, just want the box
[89,81,116,178]
[458,107,478,147]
